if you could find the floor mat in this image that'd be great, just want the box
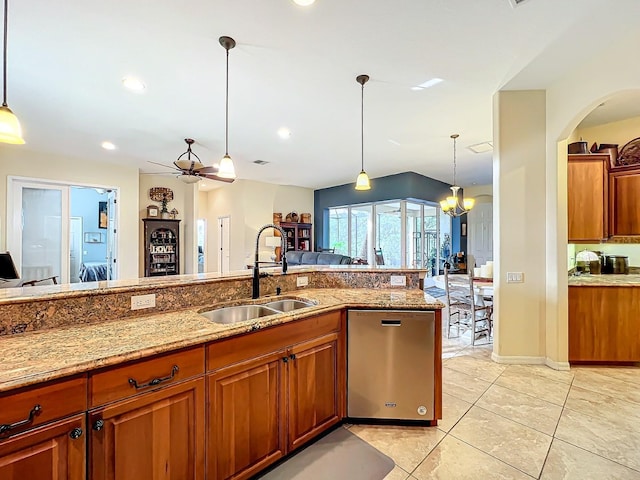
[258,427,395,480]
[425,286,446,297]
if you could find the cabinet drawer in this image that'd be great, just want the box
[0,375,87,439]
[207,311,341,371]
[89,346,205,407]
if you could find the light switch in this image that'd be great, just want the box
[506,272,524,283]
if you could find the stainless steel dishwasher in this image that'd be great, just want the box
[347,309,435,422]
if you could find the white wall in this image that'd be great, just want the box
[204,180,314,272]
[0,145,140,280]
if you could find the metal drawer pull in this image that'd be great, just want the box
[128,365,179,389]
[93,419,104,431]
[69,427,83,439]
[289,353,296,360]
[381,320,402,326]
[0,404,42,435]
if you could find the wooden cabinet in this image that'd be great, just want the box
[89,377,205,480]
[279,222,312,253]
[143,219,180,277]
[206,311,343,480]
[567,154,608,242]
[609,166,640,236]
[0,414,86,480]
[569,286,640,362]
[287,332,340,451]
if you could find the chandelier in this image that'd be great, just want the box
[440,134,474,217]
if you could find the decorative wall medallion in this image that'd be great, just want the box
[149,187,174,202]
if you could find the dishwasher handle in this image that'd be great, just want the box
[381,320,402,327]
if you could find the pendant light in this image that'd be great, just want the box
[0,0,23,144]
[354,74,370,191]
[217,36,236,179]
[440,134,474,217]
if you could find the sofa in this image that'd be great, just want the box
[285,251,352,266]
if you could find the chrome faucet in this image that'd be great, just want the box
[253,224,288,299]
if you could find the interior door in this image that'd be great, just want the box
[8,180,69,284]
[69,217,83,283]
[105,190,118,280]
[217,216,230,274]
[468,202,493,267]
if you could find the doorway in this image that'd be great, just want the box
[7,177,119,284]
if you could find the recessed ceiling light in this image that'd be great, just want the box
[277,127,291,139]
[293,0,315,5]
[388,139,402,146]
[101,141,116,151]
[122,76,146,92]
[468,142,493,153]
[411,78,443,90]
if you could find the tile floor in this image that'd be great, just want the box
[347,326,640,479]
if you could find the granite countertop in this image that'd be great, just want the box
[568,274,640,286]
[0,288,442,393]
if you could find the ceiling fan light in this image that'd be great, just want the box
[179,174,202,184]
[463,198,475,210]
[0,105,24,144]
[355,170,371,190]
[175,158,204,171]
[217,154,236,179]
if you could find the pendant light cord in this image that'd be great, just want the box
[451,134,459,185]
[361,81,364,171]
[2,0,8,107]
[224,46,229,156]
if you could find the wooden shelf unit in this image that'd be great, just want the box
[143,219,180,277]
[278,222,312,253]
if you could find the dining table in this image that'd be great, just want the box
[432,274,494,306]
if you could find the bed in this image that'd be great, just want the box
[79,262,110,282]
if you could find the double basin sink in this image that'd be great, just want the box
[199,298,316,325]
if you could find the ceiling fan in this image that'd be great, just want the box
[147,138,235,184]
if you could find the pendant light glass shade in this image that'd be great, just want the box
[217,154,236,179]
[218,36,237,179]
[1,0,23,144]
[440,134,474,217]
[0,105,23,144]
[354,74,370,191]
[355,170,370,190]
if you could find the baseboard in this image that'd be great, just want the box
[544,358,571,371]
[491,352,546,365]
[490,353,571,371]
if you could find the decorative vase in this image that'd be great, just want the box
[161,211,170,219]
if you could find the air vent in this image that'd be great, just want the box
[508,0,530,7]
[253,160,269,165]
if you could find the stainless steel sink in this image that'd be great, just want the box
[262,299,315,312]
[200,305,280,324]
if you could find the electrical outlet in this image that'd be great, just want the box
[296,276,309,287]
[131,294,156,310]
[506,272,524,283]
[390,275,407,286]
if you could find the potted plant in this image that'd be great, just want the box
[160,194,170,219]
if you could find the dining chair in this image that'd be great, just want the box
[374,248,384,266]
[443,266,492,345]
[0,252,59,287]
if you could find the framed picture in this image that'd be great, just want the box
[84,232,104,244]
[147,205,159,218]
[98,201,108,229]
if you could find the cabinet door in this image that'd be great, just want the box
[610,168,640,235]
[89,378,205,480]
[207,351,286,480]
[0,414,85,480]
[568,156,607,241]
[287,332,340,451]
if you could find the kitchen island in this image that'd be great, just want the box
[0,268,442,480]
[568,273,640,362]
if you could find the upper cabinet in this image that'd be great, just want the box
[568,154,609,242]
[609,166,640,236]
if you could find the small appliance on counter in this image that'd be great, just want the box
[575,250,602,274]
[602,255,629,274]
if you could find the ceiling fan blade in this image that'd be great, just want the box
[201,173,235,183]
[148,160,179,171]
[198,166,220,174]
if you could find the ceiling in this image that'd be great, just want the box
[7,0,640,190]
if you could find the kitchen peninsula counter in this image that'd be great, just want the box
[0,287,442,393]
[568,273,640,286]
